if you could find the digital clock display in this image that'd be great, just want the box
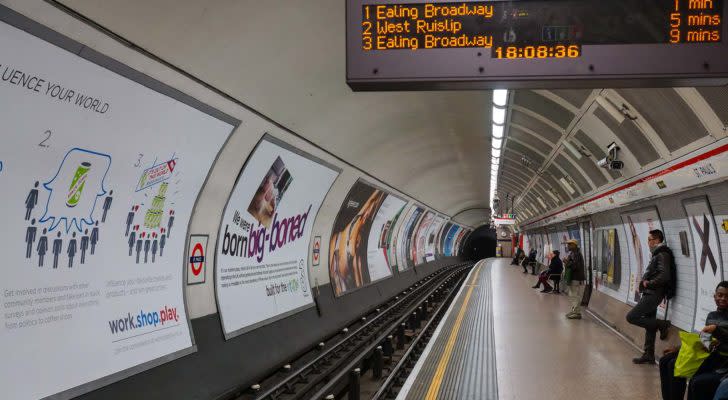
[493,44,581,59]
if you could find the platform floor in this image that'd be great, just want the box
[397,258,661,400]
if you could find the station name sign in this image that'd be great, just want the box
[346,0,728,90]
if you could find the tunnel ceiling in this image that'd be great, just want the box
[54,0,493,227]
[55,0,728,228]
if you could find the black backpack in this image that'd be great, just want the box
[662,247,678,300]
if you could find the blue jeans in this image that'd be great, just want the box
[713,379,728,400]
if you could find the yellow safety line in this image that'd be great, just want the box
[424,264,482,400]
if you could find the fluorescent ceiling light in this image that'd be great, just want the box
[562,140,582,160]
[546,189,559,202]
[559,177,576,194]
[492,124,504,139]
[491,157,500,164]
[492,148,501,158]
[492,138,503,149]
[493,106,506,124]
[493,89,508,107]
[537,197,547,208]
[595,95,625,124]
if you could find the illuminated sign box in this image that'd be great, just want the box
[495,218,516,225]
[347,0,728,90]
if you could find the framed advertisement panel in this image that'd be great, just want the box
[621,207,664,306]
[215,135,340,339]
[0,8,238,400]
[683,196,724,331]
[328,179,407,297]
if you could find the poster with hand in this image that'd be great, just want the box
[0,19,234,400]
[329,180,406,296]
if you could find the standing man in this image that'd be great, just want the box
[167,210,175,238]
[90,221,99,255]
[25,219,37,259]
[25,181,39,220]
[128,227,137,257]
[144,236,151,264]
[151,236,158,263]
[80,230,89,264]
[159,232,166,257]
[101,190,113,223]
[565,239,586,320]
[52,232,62,269]
[125,206,135,236]
[135,238,143,264]
[626,229,673,364]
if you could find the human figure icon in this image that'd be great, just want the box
[128,227,137,256]
[159,232,166,257]
[144,237,151,264]
[151,235,158,263]
[67,232,77,268]
[125,206,136,236]
[135,238,143,264]
[90,221,99,254]
[167,210,175,238]
[25,219,37,259]
[25,181,39,220]
[80,229,90,264]
[37,228,48,267]
[52,232,62,269]
[101,190,113,223]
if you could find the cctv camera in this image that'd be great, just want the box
[610,160,624,170]
[597,158,609,169]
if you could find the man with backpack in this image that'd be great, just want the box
[626,229,675,364]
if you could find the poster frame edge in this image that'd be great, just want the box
[681,195,724,331]
[214,133,341,341]
[619,205,664,306]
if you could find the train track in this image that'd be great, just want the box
[216,261,474,400]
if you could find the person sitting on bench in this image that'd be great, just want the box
[532,250,563,293]
[525,247,538,275]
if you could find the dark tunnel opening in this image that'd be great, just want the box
[462,225,497,261]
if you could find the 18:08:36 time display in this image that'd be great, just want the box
[492,44,581,59]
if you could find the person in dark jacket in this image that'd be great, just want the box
[564,239,586,319]
[536,250,563,293]
[528,248,538,275]
[659,281,728,400]
[627,229,673,364]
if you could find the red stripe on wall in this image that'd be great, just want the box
[523,143,728,228]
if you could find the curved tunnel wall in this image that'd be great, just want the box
[0,4,475,399]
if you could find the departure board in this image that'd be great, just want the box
[347,0,728,90]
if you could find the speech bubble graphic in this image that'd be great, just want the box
[40,148,112,233]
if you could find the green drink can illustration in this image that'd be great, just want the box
[66,162,91,207]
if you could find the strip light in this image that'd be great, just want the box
[490,89,509,216]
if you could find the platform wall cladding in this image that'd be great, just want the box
[524,180,728,334]
[0,5,472,399]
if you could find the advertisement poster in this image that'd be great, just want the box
[596,229,620,291]
[443,225,459,256]
[411,211,435,265]
[329,180,406,296]
[621,208,663,305]
[567,224,581,248]
[385,204,406,272]
[0,20,235,400]
[436,222,453,258]
[424,215,447,262]
[453,228,469,256]
[400,206,424,270]
[684,198,724,331]
[215,137,338,337]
